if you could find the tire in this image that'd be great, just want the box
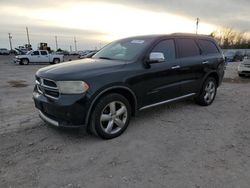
[21,58,29,65]
[52,58,60,64]
[239,74,245,77]
[89,93,131,139]
[195,77,217,106]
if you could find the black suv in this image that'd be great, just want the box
[33,33,225,139]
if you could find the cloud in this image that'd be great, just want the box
[0,0,249,49]
[104,0,250,31]
[1,0,249,31]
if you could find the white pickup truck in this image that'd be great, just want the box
[14,50,64,65]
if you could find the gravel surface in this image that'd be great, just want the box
[0,56,250,188]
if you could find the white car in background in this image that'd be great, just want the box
[14,50,64,65]
[238,56,250,77]
[0,48,10,55]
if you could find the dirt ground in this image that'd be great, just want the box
[0,56,250,188]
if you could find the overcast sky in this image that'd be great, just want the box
[0,0,249,50]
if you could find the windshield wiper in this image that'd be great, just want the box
[98,56,113,60]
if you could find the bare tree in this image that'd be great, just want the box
[210,28,250,49]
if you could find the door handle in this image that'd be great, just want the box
[202,61,209,64]
[171,65,180,70]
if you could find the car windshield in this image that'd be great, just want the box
[93,38,154,61]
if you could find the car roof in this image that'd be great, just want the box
[122,33,214,41]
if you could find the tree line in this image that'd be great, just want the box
[210,28,250,49]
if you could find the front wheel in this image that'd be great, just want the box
[89,93,131,139]
[20,58,29,65]
[195,77,217,106]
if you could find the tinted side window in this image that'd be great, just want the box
[177,39,200,58]
[151,39,176,61]
[198,39,219,55]
[33,51,39,55]
[41,51,48,55]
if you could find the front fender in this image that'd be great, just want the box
[84,84,137,126]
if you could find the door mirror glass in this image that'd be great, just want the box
[148,52,165,64]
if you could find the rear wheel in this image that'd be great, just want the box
[89,93,131,139]
[195,77,217,106]
[52,58,60,64]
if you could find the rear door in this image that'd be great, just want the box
[197,38,223,69]
[40,51,50,62]
[175,38,203,95]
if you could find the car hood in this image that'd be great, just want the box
[36,58,127,80]
[16,54,28,58]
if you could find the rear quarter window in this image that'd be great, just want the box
[176,38,200,58]
[197,39,219,55]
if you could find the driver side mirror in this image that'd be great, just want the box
[147,52,165,64]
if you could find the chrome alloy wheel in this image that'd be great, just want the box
[204,81,216,104]
[100,101,128,134]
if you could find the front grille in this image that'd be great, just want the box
[43,79,57,88]
[36,77,59,99]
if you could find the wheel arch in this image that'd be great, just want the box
[53,57,60,63]
[20,58,29,64]
[197,71,219,95]
[207,72,219,86]
[85,86,138,126]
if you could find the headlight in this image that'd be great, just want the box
[57,81,89,94]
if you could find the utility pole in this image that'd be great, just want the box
[26,27,30,45]
[55,36,58,50]
[74,36,77,51]
[8,33,13,50]
[196,17,200,34]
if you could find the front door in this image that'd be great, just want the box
[134,39,183,108]
[30,51,40,62]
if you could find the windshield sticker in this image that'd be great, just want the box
[131,40,145,44]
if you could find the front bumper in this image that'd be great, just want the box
[39,110,59,127]
[13,58,21,64]
[33,89,89,128]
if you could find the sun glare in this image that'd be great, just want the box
[2,2,215,42]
